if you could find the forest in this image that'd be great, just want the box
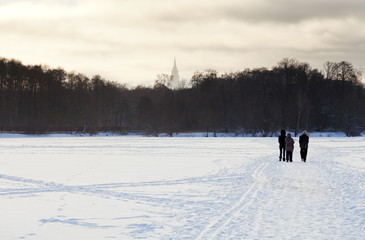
[0,57,364,136]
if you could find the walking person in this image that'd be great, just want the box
[278,129,286,161]
[285,133,295,162]
[299,130,309,162]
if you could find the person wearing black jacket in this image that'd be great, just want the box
[278,129,286,161]
[299,130,309,162]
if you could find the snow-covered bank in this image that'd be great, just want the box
[0,131,362,138]
[0,137,364,239]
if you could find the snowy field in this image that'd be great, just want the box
[0,135,364,239]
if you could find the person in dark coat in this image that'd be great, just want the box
[278,129,286,161]
[299,130,309,162]
[285,133,295,162]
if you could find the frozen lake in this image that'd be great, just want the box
[0,136,364,239]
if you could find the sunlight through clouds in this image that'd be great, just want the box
[0,0,364,85]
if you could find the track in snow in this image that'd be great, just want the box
[195,161,272,240]
[0,137,364,239]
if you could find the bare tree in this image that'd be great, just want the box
[295,93,307,136]
[336,61,357,83]
[323,61,338,80]
[154,73,173,89]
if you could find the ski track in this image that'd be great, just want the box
[0,137,364,239]
[191,139,364,239]
[195,161,272,240]
[0,172,244,200]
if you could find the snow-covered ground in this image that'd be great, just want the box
[0,136,364,239]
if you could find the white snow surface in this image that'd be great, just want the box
[0,136,364,239]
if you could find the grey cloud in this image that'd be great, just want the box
[226,0,365,23]
[1,0,364,85]
[151,0,365,24]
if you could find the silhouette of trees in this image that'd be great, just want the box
[0,58,130,133]
[0,57,364,135]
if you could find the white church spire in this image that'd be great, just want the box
[171,57,180,89]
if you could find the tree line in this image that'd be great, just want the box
[0,57,364,136]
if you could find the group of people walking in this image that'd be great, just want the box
[278,129,309,162]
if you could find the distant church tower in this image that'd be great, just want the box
[171,57,180,89]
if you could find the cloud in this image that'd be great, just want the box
[223,0,365,23]
[146,0,365,24]
[0,0,364,85]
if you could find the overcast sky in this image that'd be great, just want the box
[0,0,364,86]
